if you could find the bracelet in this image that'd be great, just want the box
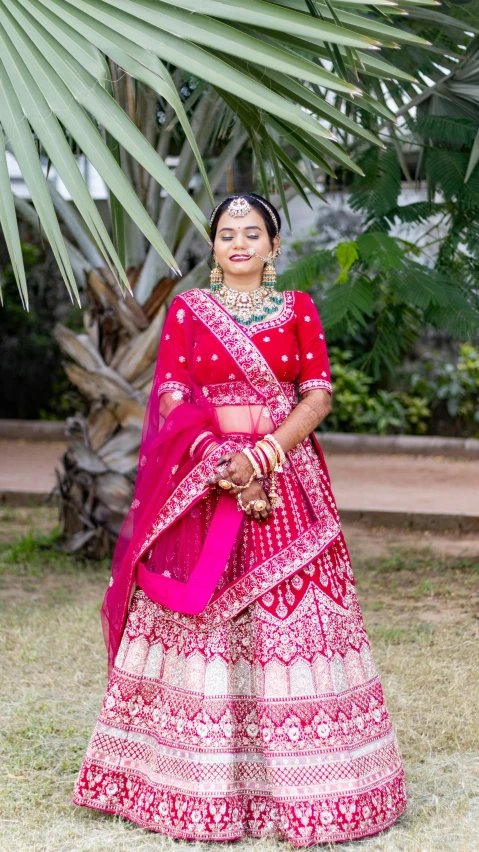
[254,439,277,474]
[234,470,256,491]
[190,430,214,458]
[263,433,286,471]
[255,444,271,476]
[242,447,263,479]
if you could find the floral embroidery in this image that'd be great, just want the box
[165,372,172,379]
[228,373,236,380]
[171,390,183,401]
[306,352,313,359]
[165,333,170,340]
[304,315,311,322]
[278,328,284,333]
[281,355,288,362]
[108,576,114,587]
[263,336,270,342]
[200,381,296,407]
[171,464,179,474]
[158,381,191,399]
[196,356,201,362]
[211,354,218,360]
[176,308,185,323]
[319,334,324,340]
[179,356,186,363]
[299,379,332,395]
[321,371,327,377]
[131,498,140,509]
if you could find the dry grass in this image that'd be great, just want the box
[0,508,478,852]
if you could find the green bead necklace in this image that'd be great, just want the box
[209,281,283,327]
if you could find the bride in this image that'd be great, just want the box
[73,192,407,846]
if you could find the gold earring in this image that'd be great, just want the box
[262,251,277,286]
[210,254,223,288]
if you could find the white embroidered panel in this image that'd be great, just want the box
[264,659,288,698]
[330,654,349,694]
[204,657,228,696]
[183,652,206,692]
[142,643,164,679]
[344,648,366,688]
[123,636,149,676]
[312,655,334,695]
[289,658,315,697]
[360,644,378,680]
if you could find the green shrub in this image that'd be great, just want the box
[410,344,479,437]
[321,348,431,435]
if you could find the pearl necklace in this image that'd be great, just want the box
[209,283,283,327]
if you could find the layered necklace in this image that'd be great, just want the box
[210,283,283,327]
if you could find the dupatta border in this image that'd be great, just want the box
[147,518,341,633]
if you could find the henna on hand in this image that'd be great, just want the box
[270,389,332,456]
[237,480,272,522]
[207,451,255,488]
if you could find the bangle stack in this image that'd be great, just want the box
[240,433,286,510]
[190,430,219,460]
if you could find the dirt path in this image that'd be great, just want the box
[1,440,479,520]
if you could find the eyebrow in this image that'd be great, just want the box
[219,225,263,232]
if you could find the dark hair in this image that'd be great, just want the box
[209,193,281,246]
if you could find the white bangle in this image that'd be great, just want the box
[242,447,263,479]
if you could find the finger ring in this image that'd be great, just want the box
[218,479,233,490]
[254,500,266,511]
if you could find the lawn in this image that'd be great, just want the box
[1,507,478,852]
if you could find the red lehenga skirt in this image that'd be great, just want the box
[73,487,407,846]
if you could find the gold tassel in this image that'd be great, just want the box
[210,255,223,288]
[262,251,277,286]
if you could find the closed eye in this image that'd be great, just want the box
[221,233,260,241]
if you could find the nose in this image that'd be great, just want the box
[231,242,250,256]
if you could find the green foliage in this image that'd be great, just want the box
[320,348,431,435]
[0,236,85,419]
[410,344,479,436]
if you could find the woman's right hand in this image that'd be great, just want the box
[206,450,255,488]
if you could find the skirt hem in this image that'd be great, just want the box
[72,793,407,848]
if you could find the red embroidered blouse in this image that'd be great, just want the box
[157,290,332,415]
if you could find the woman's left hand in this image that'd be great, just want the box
[237,480,272,522]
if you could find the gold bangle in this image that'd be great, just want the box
[264,433,286,465]
[255,439,277,473]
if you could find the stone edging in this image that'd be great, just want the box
[0,420,478,458]
[316,432,479,458]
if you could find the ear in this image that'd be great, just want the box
[272,234,281,254]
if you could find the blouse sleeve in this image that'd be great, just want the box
[156,295,192,416]
[295,291,332,397]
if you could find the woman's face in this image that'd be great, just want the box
[212,207,280,283]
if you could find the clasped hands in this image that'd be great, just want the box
[206,451,273,522]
